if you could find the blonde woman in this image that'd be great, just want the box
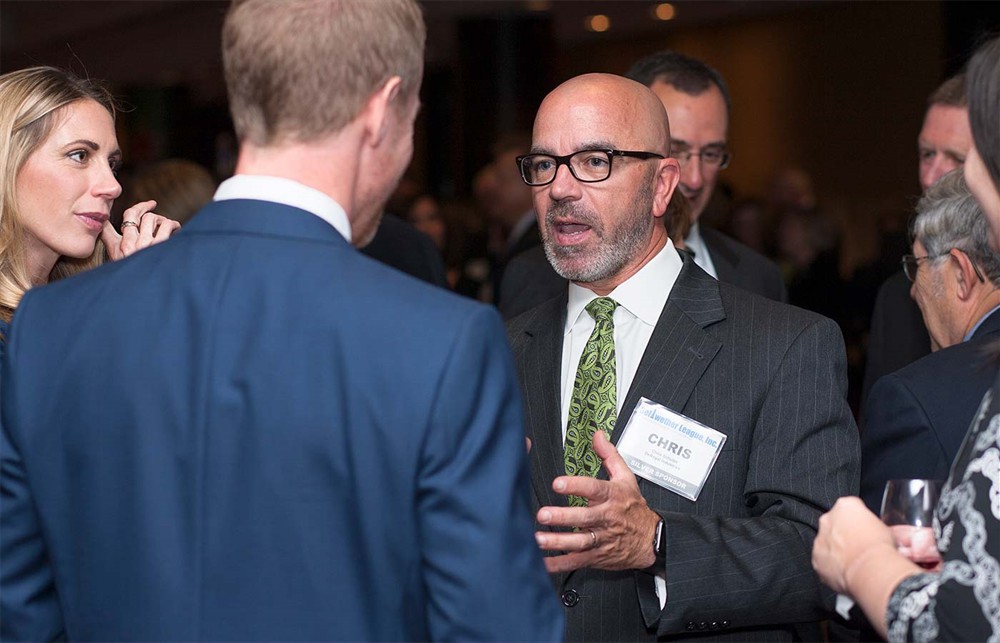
[0,66,179,335]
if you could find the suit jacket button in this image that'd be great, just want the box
[722,620,730,628]
[698,621,708,630]
[561,589,580,607]
[710,622,719,630]
[685,622,696,631]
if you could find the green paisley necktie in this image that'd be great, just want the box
[564,297,618,507]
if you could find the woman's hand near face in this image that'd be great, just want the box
[101,200,181,261]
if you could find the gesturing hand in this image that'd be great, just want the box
[101,200,181,261]
[535,431,660,573]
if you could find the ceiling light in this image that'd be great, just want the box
[585,14,611,33]
[653,3,676,21]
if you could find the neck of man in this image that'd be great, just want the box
[578,226,670,297]
[233,130,361,216]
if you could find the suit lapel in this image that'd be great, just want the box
[515,296,569,509]
[608,256,726,452]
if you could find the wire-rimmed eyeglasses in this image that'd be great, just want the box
[670,145,731,169]
[516,149,664,186]
[901,250,986,283]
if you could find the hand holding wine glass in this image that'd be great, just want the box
[880,479,943,571]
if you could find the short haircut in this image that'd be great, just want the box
[927,74,967,108]
[967,35,1000,196]
[222,0,425,146]
[0,66,117,321]
[625,51,731,117]
[912,169,1000,287]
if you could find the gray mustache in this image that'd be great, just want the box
[545,202,599,228]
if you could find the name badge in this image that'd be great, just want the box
[617,397,727,501]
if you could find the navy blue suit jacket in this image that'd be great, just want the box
[0,199,563,641]
[860,308,1000,513]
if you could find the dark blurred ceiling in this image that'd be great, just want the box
[1,0,827,68]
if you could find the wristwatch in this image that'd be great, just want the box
[653,518,667,566]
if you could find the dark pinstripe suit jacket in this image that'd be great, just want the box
[506,251,860,642]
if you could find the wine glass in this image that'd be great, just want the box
[880,479,943,570]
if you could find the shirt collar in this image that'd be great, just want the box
[214,175,352,242]
[684,221,706,256]
[565,238,683,332]
[964,303,1000,342]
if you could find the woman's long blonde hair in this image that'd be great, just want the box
[0,66,117,323]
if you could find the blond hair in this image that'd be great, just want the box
[222,0,425,147]
[0,66,117,322]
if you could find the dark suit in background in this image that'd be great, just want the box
[493,217,542,307]
[860,307,1000,513]
[860,271,931,415]
[700,226,787,303]
[508,254,859,641]
[362,212,447,287]
[498,245,563,319]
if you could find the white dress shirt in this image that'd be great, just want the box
[683,222,718,280]
[559,239,683,436]
[214,174,352,242]
[559,239,682,606]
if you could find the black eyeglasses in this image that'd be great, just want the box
[516,149,664,186]
[901,249,986,283]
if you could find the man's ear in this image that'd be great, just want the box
[361,76,404,148]
[950,248,979,300]
[651,158,681,220]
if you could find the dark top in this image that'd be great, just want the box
[860,308,1000,513]
[885,364,1000,642]
[860,271,931,414]
[361,213,448,288]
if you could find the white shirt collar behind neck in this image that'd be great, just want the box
[683,222,718,279]
[214,174,352,242]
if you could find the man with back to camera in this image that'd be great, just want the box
[861,75,971,410]
[506,72,859,641]
[861,170,1000,513]
[0,1,563,640]
[498,50,786,318]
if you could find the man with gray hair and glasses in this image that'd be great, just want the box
[860,169,1000,514]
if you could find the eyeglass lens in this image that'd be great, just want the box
[521,150,613,185]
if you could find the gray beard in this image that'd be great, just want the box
[542,182,655,284]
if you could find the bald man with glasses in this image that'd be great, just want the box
[507,72,858,642]
[498,51,785,320]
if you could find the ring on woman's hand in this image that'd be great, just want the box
[589,530,597,548]
[121,221,139,230]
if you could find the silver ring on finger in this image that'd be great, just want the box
[589,530,598,548]
[121,221,139,230]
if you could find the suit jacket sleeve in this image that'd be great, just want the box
[1,303,66,641]
[859,373,952,513]
[418,306,564,642]
[645,316,859,635]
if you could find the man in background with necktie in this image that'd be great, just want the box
[506,72,859,641]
